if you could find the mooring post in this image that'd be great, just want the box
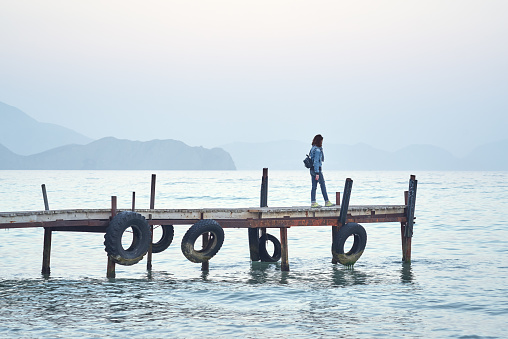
[332,178,353,263]
[401,175,417,262]
[339,178,353,227]
[42,184,50,211]
[201,233,210,271]
[107,196,117,278]
[147,174,156,271]
[41,184,52,275]
[248,168,268,261]
[331,192,341,264]
[132,192,136,211]
[280,227,289,271]
[260,167,269,242]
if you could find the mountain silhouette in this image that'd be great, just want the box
[0,137,236,170]
[221,140,508,170]
[0,102,93,155]
[2,101,506,170]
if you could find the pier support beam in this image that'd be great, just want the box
[331,192,341,264]
[41,184,52,275]
[201,233,210,271]
[41,228,52,275]
[147,174,156,271]
[332,179,353,264]
[107,196,117,279]
[248,168,268,261]
[280,227,289,271]
[401,175,417,263]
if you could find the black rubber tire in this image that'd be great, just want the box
[181,219,224,263]
[332,222,367,266]
[259,233,282,262]
[151,225,174,253]
[104,211,150,266]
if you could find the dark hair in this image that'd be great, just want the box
[312,134,323,147]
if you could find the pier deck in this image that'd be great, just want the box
[0,205,406,230]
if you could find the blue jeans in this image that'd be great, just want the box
[311,172,329,203]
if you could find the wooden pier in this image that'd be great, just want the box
[0,170,417,277]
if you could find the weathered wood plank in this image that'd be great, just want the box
[0,205,407,229]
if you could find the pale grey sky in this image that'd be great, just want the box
[1,0,507,156]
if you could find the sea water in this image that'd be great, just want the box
[0,170,507,338]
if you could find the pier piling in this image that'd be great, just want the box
[41,184,52,275]
[331,192,341,264]
[201,233,210,271]
[106,196,117,278]
[147,174,156,271]
[280,227,289,271]
[401,175,417,262]
[41,228,52,276]
[248,168,268,261]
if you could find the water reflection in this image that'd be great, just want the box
[331,265,369,287]
[248,261,279,284]
[400,262,414,284]
[200,270,209,281]
[279,271,289,285]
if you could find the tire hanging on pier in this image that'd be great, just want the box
[259,233,282,262]
[151,225,174,253]
[181,219,224,263]
[104,211,151,266]
[332,222,367,266]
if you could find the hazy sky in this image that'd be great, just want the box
[1,0,507,156]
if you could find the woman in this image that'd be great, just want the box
[309,134,334,208]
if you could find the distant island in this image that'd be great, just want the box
[0,137,236,170]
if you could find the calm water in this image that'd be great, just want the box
[0,170,507,338]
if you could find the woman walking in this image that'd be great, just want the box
[309,134,334,208]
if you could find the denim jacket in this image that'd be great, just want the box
[310,145,324,174]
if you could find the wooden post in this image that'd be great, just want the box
[42,184,50,211]
[338,178,352,227]
[201,233,210,271]
[132,192,136,211]
[401,191,411,262]
[331,192,341,264]
[332,178,353,263]
[107,196,117,278]
[401,175,417,263]
[147,174,156,271]
[42,228,52,275]
[248,168,268,261]
[406,175,417,238]
[280,227,289,271]
[41,184,52,275]
[260,168,268,207]
[260,168,269,253]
